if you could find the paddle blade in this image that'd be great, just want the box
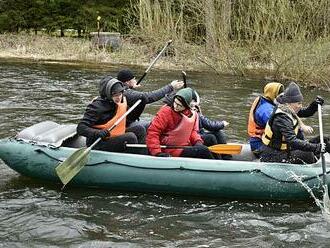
[208,144,242,155]
[55,147,90,186]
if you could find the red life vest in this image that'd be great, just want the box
[161,111,197,157]
[93,97,127,138]
[247,96,264,139]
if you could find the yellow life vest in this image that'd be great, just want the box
[262,108,299,150]
[93,97,127,138]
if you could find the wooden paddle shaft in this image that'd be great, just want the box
[182,71,187,88]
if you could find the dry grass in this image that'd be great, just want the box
[0,33,148,64]
[1,1,329,88]
[127,0,330,89]
[0,33,329,89]
[0,33,205,70]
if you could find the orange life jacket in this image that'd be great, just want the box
[93,97,127,138]
[247,96,264,138]
[161,111,197,157]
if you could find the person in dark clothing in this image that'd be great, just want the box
[190,90,231,160]
[248,81,325,158]
[260,82,330,164]
[146,88,214,159]
[116,69,184,128]
[77,76,147,153]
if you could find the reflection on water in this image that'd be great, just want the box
[1,59,330,247]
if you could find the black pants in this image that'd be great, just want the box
[126,125,146,144]
[93,125,146,153]
[260,146,317,164]
[290,136,330,164]
[201,130,232,160]
[128,120,151,132]
[181,144,214,159]
[260,135,329,164]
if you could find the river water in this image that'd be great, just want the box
[0,59,330,247]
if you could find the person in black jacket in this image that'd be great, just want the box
[77,76,147,153]
[190,90,231,160]
[260,82,330,164]
[116,69,184,128]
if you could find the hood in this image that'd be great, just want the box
[174,87,193,108]
[263,82,284,101]
[99,76,124,100]
[99,75,113,99]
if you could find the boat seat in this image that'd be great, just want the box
[16,121,78,147]
[62,135,86,148]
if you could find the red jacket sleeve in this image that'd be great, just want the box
[146,106,170,155]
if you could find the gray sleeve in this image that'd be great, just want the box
[141,84,174,104]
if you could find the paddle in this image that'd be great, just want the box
[126,143,242,155]
[55,99,142,187]
[318,103,327,186]
[182,71,187,88]
[136,40,173,85]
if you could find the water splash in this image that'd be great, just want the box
[290,172,330,223]
[322,185,330,220]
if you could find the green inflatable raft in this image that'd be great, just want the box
[0,121,329,201]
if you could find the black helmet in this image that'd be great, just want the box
[117,69,135,82]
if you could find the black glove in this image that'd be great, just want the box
[326,142,330,153]
[156,152,171,157]
[313,96,324,106]
[317,142,330,153]
[97,130,110,140]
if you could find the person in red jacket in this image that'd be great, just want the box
[146,88,214,159]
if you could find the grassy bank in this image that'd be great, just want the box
[0,33,329,90]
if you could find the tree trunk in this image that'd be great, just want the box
[60,28,64,37]
[220,0,231,41]
[205,0,217,53]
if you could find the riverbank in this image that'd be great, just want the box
[0,34,195,70]
[1,34,329,89]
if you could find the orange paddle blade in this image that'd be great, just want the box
[208,144,242,155]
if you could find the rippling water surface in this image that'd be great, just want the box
[1,59,330,247]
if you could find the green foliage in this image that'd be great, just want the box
[0,0,329,47]
[0,0,130,35]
